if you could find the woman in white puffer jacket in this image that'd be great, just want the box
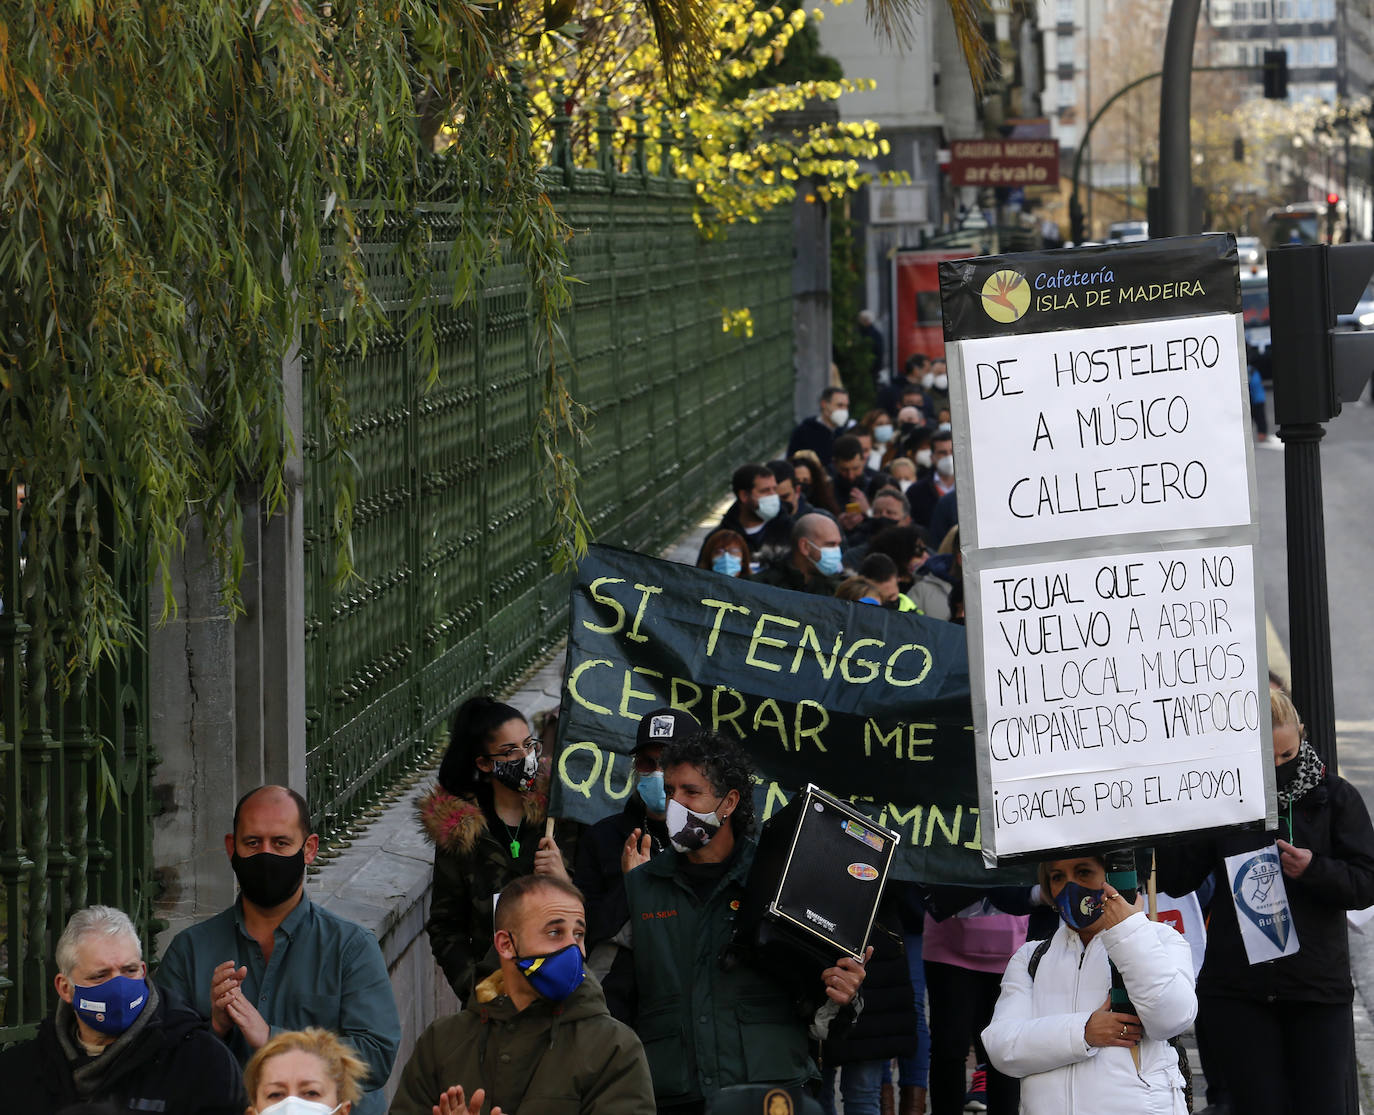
[981,856,1197,1115]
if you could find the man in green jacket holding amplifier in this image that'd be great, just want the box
[621,730,870,1115]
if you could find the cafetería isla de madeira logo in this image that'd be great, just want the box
[979,269,1031,323]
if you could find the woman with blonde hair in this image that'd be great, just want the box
[1157,689,1374,1114]
[244,1028,367,1115]
[982,857,1195,1114]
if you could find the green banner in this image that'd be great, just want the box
[551,544,1029,883]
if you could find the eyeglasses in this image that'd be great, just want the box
[487,737,541,762]
[633,752,663,775]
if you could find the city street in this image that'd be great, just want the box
[1253,395,1374,1063]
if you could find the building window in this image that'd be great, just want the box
[1057,0,1074,24]
[1211,0,1233,23]
[1058,78,1076,108]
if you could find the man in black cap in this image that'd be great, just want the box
[573,706,701,1022]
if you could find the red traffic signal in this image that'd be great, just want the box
[1327,192,1340,206]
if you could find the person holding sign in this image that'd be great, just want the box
[980,857,1197,1114]
[418,696,579,999]
[1156,689,1374,1115]
[620,731,869,1114]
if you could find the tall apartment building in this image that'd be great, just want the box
[1204,0,1372,105]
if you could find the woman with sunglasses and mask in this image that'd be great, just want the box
[981,855,1197,1114]
[419,696,578,999]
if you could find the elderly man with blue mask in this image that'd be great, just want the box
[573,706,702,1023]
[0,905,246,1113]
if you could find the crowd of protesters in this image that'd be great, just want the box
[6,354,1373,1115]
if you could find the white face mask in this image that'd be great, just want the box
[897,477,914,492]
[921,373,935,389]
[937,422,952,434]
[756,493,781,521]
[829,407,850,428]
[936,456,955,479]
[256,1100,343,1115]
[873,423,894,443]
[914,449,933,469]
[933,373,949,391]
[666,797,724,853]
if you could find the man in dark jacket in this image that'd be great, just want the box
[575,706,701,1021]
[787,387,851,467]
[389,874,654,1115]
[717,463,792,557]
[622,731,869,1114]
[906,429,955,529]
[752,513,845,596]
[768,459,823,522]
[0,905,245,1115]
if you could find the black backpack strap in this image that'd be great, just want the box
[1025,934,1054,980]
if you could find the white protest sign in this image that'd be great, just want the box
[978,544,1267,855]
[940,236,1275,865]
[961,314,1251,549]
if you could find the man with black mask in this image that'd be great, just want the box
[158,786,401,1115]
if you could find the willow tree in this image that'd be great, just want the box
[0,1,577,680]
[1,0,991,680]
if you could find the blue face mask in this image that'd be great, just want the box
[1053,880,1106,930]
[73,974,150,1036]
[513,940,586,1002]
[638,770,667,813]
[813,544,843,577]
[712,551,742,577]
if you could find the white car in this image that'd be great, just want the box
[1106,220,1149,243]
[1236,236,1265,267]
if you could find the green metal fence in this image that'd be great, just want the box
[0,481,152,1044]
[302,151,797,843]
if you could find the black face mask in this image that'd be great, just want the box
[1276,758,1299,790]
[231,849,306,909]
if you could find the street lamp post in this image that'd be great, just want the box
[1158,0,1204,236]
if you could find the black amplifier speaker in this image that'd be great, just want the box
[734,784,898,973]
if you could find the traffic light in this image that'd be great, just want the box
[1263,49,1289,99]
[1327,192,1340,207]
[1269,243,1374,424]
